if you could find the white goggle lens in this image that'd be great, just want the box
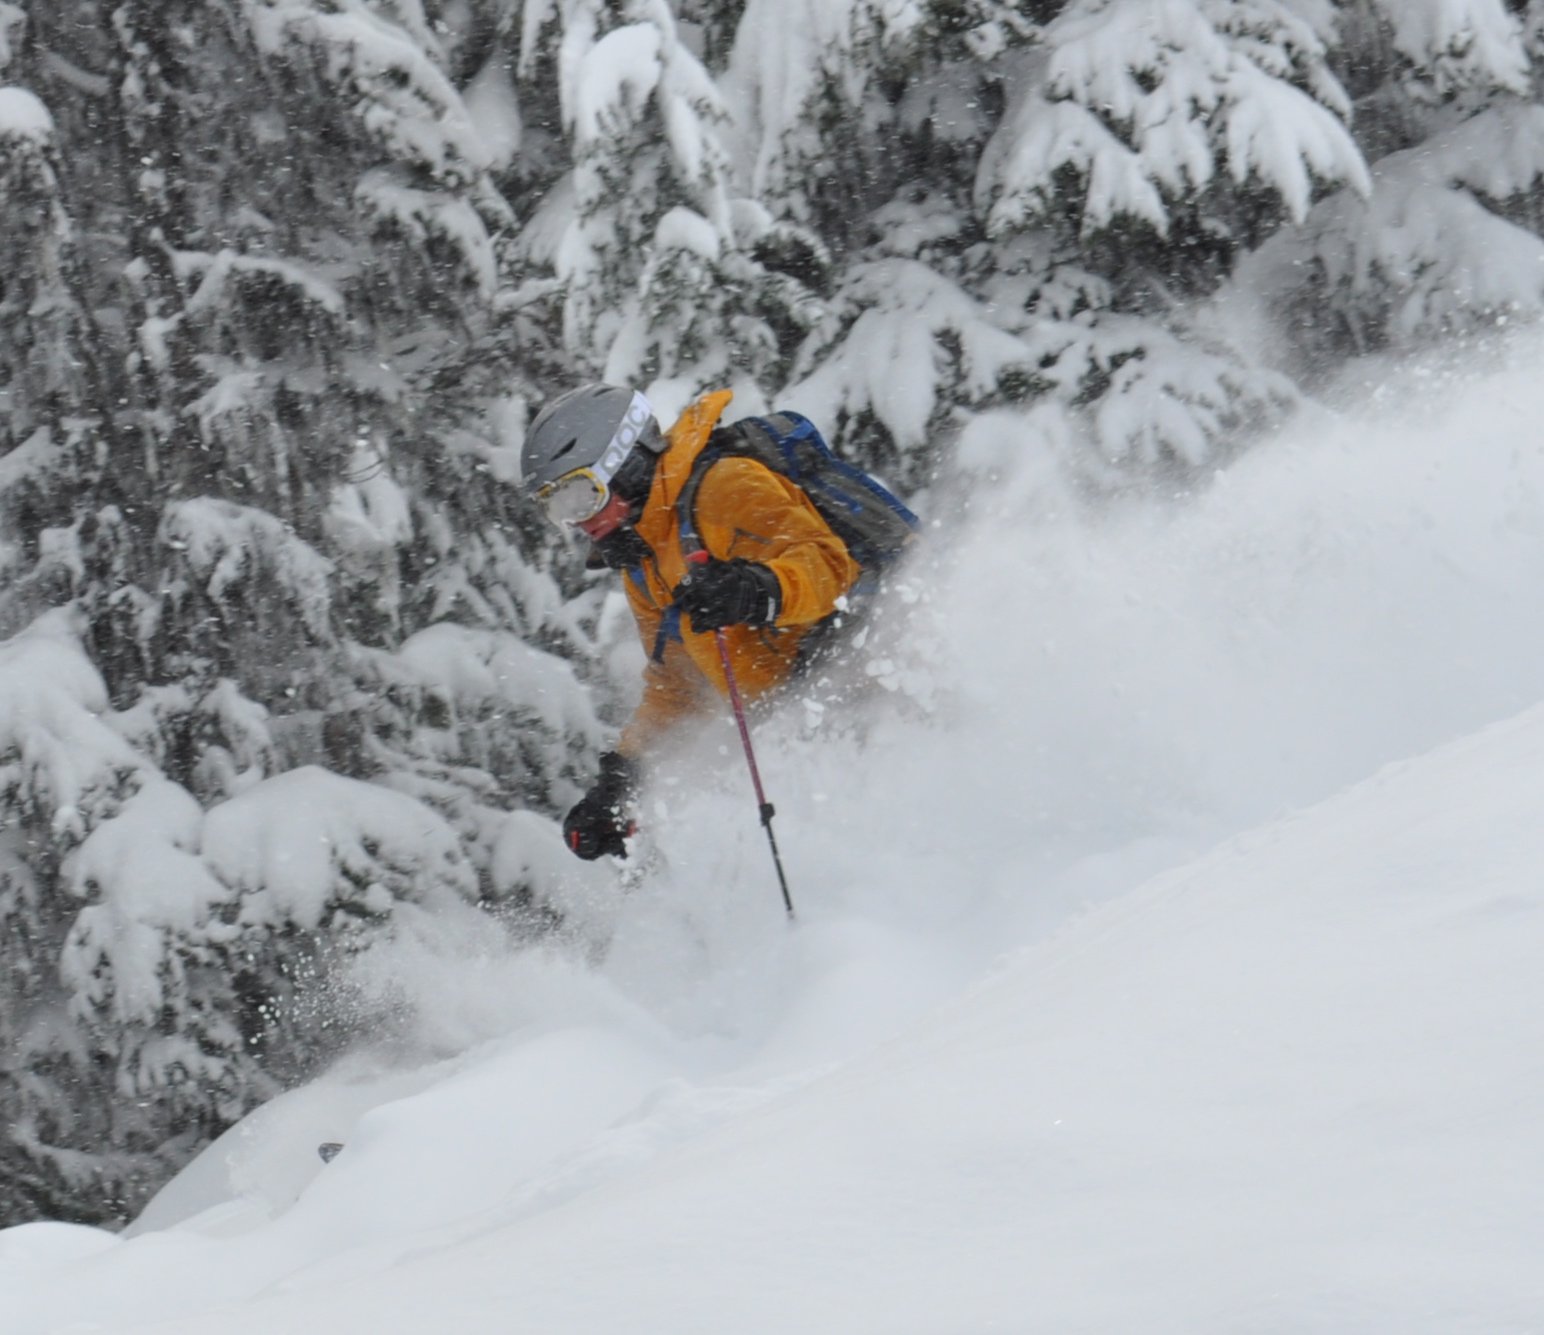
[538,471,608,527]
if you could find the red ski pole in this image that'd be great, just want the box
[686,551,795,919]
[712,627,795,919]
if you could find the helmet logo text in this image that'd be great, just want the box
[595,391,654,483]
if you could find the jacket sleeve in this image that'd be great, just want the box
[616,578,716,760]
[694,457,861,626]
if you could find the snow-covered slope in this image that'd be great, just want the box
[9,697,1544,1333]
[5,338,1544,1332]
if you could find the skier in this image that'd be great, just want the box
[521,385,866,861]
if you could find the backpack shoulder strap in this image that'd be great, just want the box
[628,563,686,663]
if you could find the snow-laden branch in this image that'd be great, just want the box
[976,0,1369,239]
[180,249,347,322]
[1221,64,1370,223]
[1412,101,1544,203]
[789,258,1033,470]
[723,0,926,201]
[0,611,141,840]
[555,3,745,376]
[61,779,233,1029]
[325,440,414,558]
[356,171,499,300]
[1085,319,1297,467]
[568,21,662,140]
[0,5,24,72]
[976,89,1169,237]
[0,86,53,147]
[202,765,478,932]
[1369,0,1529,95]
[395,622,603,744]
[246,0,489,181]
[1238,101,1544,360]
[159,498,334,639]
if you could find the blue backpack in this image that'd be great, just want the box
[674,412,920,572]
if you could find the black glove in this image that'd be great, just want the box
[673,559,782,632]
[562,751,638,860]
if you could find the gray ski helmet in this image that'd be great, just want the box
[520,383,661,494]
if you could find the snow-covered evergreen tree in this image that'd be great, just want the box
[959,0,1368,471]
[516,0,819,399]
[1231,0,1544,378]
[0,87,86,469]
[0,0,597,1227]
[729,0,1371,480]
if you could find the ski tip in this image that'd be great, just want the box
[317,1141,345,1164]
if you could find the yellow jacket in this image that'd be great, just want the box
[617,390,861,758]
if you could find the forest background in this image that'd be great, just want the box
[2,0,1542,1227]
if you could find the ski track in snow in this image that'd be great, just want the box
[5,336,1544,1332]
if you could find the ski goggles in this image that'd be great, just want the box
[533,390,655,531]
[537,467,615,528]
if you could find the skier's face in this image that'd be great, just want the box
[574,489,633,540]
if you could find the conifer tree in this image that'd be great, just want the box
[0,0,595,1227]
[524,0,818,397]
[1232,0,1543,378]
[4,0,1544,1233]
